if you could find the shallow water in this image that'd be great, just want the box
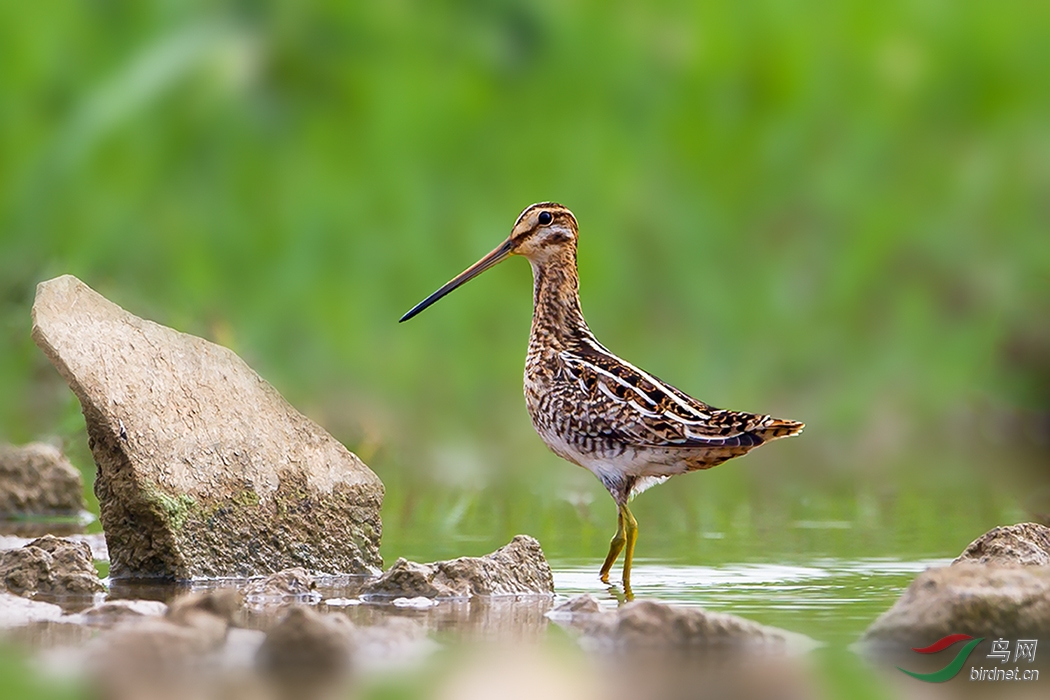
[552,558,950,646]
[3,441,1046,699]
[86,555,949,651]
[22,554,1025,700]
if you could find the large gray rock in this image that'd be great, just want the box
[861,524,1050,647]
[552,595,808,651]
[360,535,554,599]
[0,535,105,596]
[861,565,1050,645]
[954,522,1050,566]
[31,275,384,579]
[0,443,85,516]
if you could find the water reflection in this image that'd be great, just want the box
[97,556,952,648]
[554,558,952,645]
[329,597,553,644]
[5,555,1045,700]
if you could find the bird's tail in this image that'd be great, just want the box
[757,416,804,440]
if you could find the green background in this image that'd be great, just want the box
[1,2,1048,697]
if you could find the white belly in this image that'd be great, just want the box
[535,423,687,480]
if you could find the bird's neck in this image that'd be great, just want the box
[527,246,593,353]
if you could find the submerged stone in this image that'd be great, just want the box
[31,275,384,579]
[548,593,602,618]
[554,597,808,651]
[360,535,554,599]
[0,443,85,516]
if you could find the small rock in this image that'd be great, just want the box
[0,532,107,562]
[86,589,245,700]
[0,591,64,628]
[90,590,240,676]
[548,594,602,618]
[167,589,244,637]
[243,567,318,602]
[0,535,104,596]
[31,275,384,579]
[80,600,169,628]
[256,605,354,677]
[953,522,1050,566]
[0,443,85,516]
[361,535,554,599]
[860,564,1050,645]
[561,600,804,651]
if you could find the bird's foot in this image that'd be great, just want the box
[605,582,634,605]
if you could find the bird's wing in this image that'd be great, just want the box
[560,344,797,449]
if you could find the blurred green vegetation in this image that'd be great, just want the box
[0,7,1048,689]
[2,0,1048,561]
[3,0,1048,447]
[0,645,85,700]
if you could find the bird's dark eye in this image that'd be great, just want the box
[537,211,553,225]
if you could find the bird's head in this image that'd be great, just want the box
[508,202,578,261]
[400,202,577,322]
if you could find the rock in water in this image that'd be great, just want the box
[547,593,602,618]
[860,523,1050,647]
[860,565,1050,644]
[31,275,384,579]
[551,596,810,651]
[0,443,85,516]
[954,522,1050,566]
[0,535,105,596]
[360,535,554,598]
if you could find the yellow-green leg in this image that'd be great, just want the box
[621,504,638,599]
[599,509,625,583]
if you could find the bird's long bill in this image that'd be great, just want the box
[399,238,515,322]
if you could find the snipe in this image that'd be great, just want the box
[401,203,803,597]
